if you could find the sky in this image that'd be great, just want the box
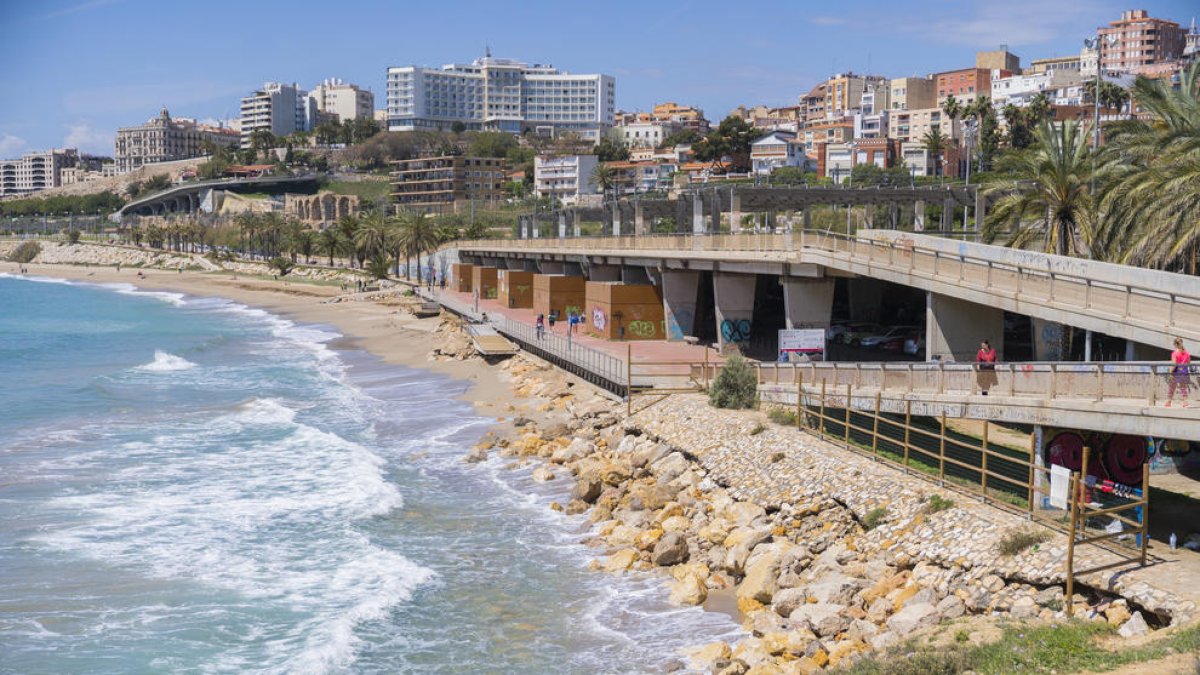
[1,0,1196,158]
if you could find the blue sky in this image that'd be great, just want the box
[1,0,1196,157]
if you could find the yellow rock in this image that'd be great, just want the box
[661,515,690,533]
[737,596,765,616]
[810,649,828,668]
[635,527,664,551]
[603,549,638,573]
[745,663,785,675]
[549,501,563,512]
[827,639,867,668]
[760,631,791,656]
[791,657,822,675]
[671,561,711,582]
[597,521,619,537]
[682,641,732,671]
[891,583,920,612]
[668,572,708,606]
[656,502,684,522]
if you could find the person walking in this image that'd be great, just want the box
[535,313,545,340]
[976,339,998,395]
[1167,337,1191,407]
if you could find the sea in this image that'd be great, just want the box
[0,274,742,674]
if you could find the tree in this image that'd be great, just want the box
[660,129,702,149]
[291,228,316,264]
[941,95,963,124]
[769,166,808,185]
[268,256,295,277]
[708,354,757,409]
[467,131,516,158]
[922,128,948,177]
[693,116,757,172]
[594,136,630,162]
[395,210,440,282]
[591,163,617,200]
[354,212,391,265]
[451,121,467,134]
[249,129,277,160]
[984,120,1095,258]
[336,214,360,267]
[365,251,392,280]
[318,227,343,267]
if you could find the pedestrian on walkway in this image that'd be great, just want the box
[976,339,997,395]
[547,310,557,333]
[1167,337,1191,407]
[536,313,545,340]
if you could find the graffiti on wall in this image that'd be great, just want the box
[666,306,694,341]
[628,320,657,338]
[592,307,607,331]
[1044,430,1186,486]
[720,318,752,343]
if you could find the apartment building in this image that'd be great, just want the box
[889,107,961,144]
[800,118,854,155]
[386,56,615,140]
[991,71,1083,107]
[308,78,375,122]
[390,155,506,214]
[824,73,888,118]
[936,68,1010,103]
[749,130,804,175]
[889,76,937,111]
[650,102,709,133]
[533,154,600,202]
[1028,54,1083,75]
[0,148,78,197]
[976,47,1021,73]
[115,107,240,174]
[613,121,679,148]
[901,141,964,178]
[1099,9,1187,72]
[240,82,311,147]
[602,160,677,193]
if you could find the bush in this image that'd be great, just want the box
[927,494,955,513]
[749,423,766,436]
[767,406,798,425]
[8,241,41,263]
[365,252,392,280]
[65,228,81,244]
[863,507,888,530]
[268,256,295,277]
[997,528,1050,556]
[709,354,758,409]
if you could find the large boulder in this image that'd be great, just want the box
[531,466,554,482]
[737,544,789,605]
[603,549,639,573]
[571,478,603,504]
[1118,611,1150,638]
[886,602,940,636]
[789,603,851,638]
[722,501,767,528]
[724,526,772,551]
[668,571,708,606]
[936,595,966,620]
[551,438,594,464]
[653,532,691,566]
[771,587,808,617]
[807,573,866,606]
[682,642,732,671]
[651,452,690,483]
[632,442,670,469]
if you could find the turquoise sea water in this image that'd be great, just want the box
[0,275,741,674]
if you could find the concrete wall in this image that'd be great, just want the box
[927,292,1004,361]
[662,270,700,341]
[782,278,835,330]
[588,264,621,282]
[714,273,756,351]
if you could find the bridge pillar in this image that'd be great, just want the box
[802,205,811,230]
[692,195,706,234]
[942,198,954,229]
[914,200,925,231]
[558,212,567,238]
[589,264,621,282]
[713,273,756,352]
[611,203,622,236]
[782,278,834,330]
[662,270,701,341]
[974,188,986,233]
[532,216,540,238]
[730,192,742,233]
[634,202,645,235]
[926,292,1004,362]
[520,216,529,239]
[710,190,721,233]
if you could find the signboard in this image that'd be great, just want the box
[778,329,825,361]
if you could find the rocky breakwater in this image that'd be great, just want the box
[454,341,1192,673]
[2,241,221,271]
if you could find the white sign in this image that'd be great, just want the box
[779,329,825,361]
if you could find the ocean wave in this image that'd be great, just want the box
[134,350,197,373]
[0,272,72,285]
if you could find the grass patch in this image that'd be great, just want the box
[749,423,766,436]
[767,406,798,426]
[927,494,956,513]
[997,528,1051,556]
[320,179,392,202]
[863,507,888,530]
[7,241,41,263]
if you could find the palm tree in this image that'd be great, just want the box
[335,214,360,268]
[291,229,317,264]
[984,120,1096,259]
[318,227,343,267]
[591,163,617,202]
[922,128,948,179]
[396,210,440,283]
[354,213,390,266]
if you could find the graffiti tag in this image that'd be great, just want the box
[721,318,752,343]
[628,320,657,338]
[592,307,607,331]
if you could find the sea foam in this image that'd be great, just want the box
[135,350,196,372]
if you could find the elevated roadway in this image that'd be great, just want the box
[116,174,320,219]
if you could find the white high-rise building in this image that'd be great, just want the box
[386,56,615,140]
[239,82,311,148]
[0,148,78,197]
[308,78,375,122]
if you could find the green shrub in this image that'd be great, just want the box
[863,507,888,530]
[268,256,295,277]
[927,494,955,513]
[767,406,798,425]
[365,252,392,280]
[8,241,41,263]
[997,528,1050,556]
[709,354,758,409]
[65,228,81,244]
[749,423,765,436]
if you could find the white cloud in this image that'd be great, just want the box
[0,133,28,158]
[890,0,1111,48]
[811,16,846,26]
[63,122,114,155]
[41,0,122,20]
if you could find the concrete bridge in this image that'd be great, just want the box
[116,174,321,220]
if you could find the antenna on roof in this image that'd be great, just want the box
[485,44,491,58]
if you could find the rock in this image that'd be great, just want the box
[1011,595,1040,619]
[651,452,690,483]
[668,572,708,606]
[531,466,554,482]
[603,549,638,573]
[632,442,670,469]
[661,515,691,533]
[682,641,732,671]
[627,483,674,512]
[732,638,772,668]
[464,446,489,463]
[715,660,748,675]
[866,597,892,624]
[653,532,691,566]
[887,602,940,636]
[724,526,772,551]
[827,638,868,668]
[737,544,786,605]
[635,527,664,551]
[571,479,603,504]
[845,618,879,642]
[1036,586,1065,608]
[1104,601,1132,626]
[512,416,532,427]
[771,587,808,617]
[747,608,789,635]
[935,595,966,620]
[807,573,865,606]
[722,501,767,528]
[564,499,589,515]
[789,603,850,638]
[1118,611,1150,638]
[551,438,594,464]
[870,631,899,651]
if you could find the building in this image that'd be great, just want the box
[823,73,888,118]
[854,110,890,139]
[533,154,600,202]
[889,76,937,111]
[602,160,677,193]
[613,121,679,148]
[900,141,964,178]
[308,78,375,122]
[818,138,902,182]
[240,82,310,147]
[991,71,1083,107]
[1187,18,1199,58]
[1028,54,1083,75]
[976,47,1021,73]
[650,102,709,133]
[749,130,804,175]
[0,148,78,197]
[114,107,240,174]
[390,155,506,214]
[936,68,1008,103]
[800,118,854,155]
[889,107,962,145]
[1098,9,1187,73]
[386,56,615,140]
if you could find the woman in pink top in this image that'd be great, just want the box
[1167,337,1191,407]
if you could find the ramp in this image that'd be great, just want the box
[467,324,518,356]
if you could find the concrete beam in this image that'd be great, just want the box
[662,270,701,341]
[927,292,1004,362]
[589,264,621,282]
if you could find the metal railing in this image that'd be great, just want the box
[451,230,1200,342]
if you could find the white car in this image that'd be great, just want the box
[904,335,925,356]
[860,326,919,349]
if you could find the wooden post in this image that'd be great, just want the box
[1065,472,1079,619]
[820,379,827,435]
[981,421,989,498]
[844,384,852,448]
[626,343,632,416]
[1027,431,1036,519]
[795,371,803,429]
[1140,460,1150,567]
[903,399,912,472]
[872,392,882,457]
[703,347,710,390]
[939,412,947,486]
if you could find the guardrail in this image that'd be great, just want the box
[451,230,1200,343]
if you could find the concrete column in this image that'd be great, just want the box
[710,190,721,233]
[676,199,690,234]
[974,188,986,233]
[634,202,645,235]
[713,273,756,351]
[531,217,540,238]
[730,192,742,233]
[692,195,706,234]
[942,198,954,229]
[662,270,701,341]
[766,211,777,231]
[589,264,621,282]
[571,211,581,238]
[612,203,622,236]
[782,278,835,330]
[520,216,528,239]
[914,200,925,231]
[863,205,875,228]
[802,205,811,229]
[558,212,566,238]
[1031,319,1065,361]
[926,292,1004,362]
